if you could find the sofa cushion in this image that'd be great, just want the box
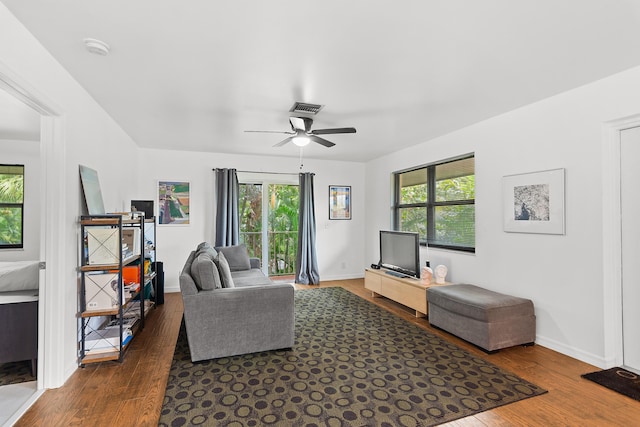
[427,284,534,322]
[196,242,218,260]
[215,244,251,272]
[231,269,273,287]
[215,252,235,288]
[197,241,212,251]
[190,253,222,291]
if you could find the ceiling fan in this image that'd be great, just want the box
[245,116,356,148]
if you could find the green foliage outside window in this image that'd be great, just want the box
[395,156,475,251]
[239,183,299,275]
[0,165,25,247]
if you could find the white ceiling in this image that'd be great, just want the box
[3,0,640,161]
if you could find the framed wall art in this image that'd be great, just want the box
[502,168,565,235]
[329,185,351,220]
[158,180,190,226]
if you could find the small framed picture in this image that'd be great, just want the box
[158,180,190,226]
[329,185,351,220]
[502,168,565,235]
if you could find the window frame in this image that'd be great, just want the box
[0,164,25,249]
[393,154,475,253]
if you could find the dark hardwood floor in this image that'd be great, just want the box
[15,279,640,426]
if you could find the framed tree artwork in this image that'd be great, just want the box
[502,168,565,235]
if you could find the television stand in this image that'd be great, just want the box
[364,268,448,318]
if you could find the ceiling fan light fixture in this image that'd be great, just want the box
[292,135,311,147]
[83,38,110,56]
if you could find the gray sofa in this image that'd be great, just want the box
[179,242,295,362]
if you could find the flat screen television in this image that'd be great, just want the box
[379,230,420,278]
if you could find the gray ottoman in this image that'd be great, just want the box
[427,284,536,352]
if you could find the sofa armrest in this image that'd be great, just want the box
[249,257,261,269]
[181,283,295,361]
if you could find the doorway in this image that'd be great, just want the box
[0,64,65,424]
[0,85,41,426]
[238,175,299,278]
[620,125,640,374]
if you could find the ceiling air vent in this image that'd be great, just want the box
[289,102,324,115]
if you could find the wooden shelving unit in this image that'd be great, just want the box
[78,214,157,365]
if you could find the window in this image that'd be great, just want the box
[238,175,299,277]
[0,164,25,249]
[393,155,475,252]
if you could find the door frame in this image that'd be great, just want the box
[602,114,640,368]
[0,61,66,389]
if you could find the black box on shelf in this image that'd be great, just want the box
[131,200,154,218]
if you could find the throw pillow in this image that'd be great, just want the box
[215,244,251,272]
[196,242,218,260]
[190,253,222,291]
[197,246,218,261]
[215,251,235,288]
[196,241,212,251]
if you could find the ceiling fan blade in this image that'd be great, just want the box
[311,127,356,135]
[273,136,294,147]
[310,135,335,147]
[289,116,313,132]
[245,130,294,134]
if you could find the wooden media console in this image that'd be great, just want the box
[364,267,448,318]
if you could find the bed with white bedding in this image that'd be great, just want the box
[0,261,40,292]
[0,261,39,373]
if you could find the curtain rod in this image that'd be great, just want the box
[212,168,310,176]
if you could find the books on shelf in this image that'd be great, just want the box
[85,327,133,351]
[121,300,153,319]
[87,227,120,265]
[85,272,121,310]
[104,317,139,331]
[122,228,141,256]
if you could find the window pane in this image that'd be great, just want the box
[399,168,428,204]
[268,184,299,275]
[435,158,475,202]
[0,206,23,245]
[434,204,475,247]
[398,207,427,241]
[0,166,24,203]
[239,183,262,258]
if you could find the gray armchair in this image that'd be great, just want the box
[179,245,295,362]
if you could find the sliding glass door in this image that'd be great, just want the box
[239,182,299,277]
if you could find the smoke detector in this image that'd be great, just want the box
[83,38,110,56]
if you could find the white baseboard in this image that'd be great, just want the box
[319,273,365,281]
[535,335,609,369]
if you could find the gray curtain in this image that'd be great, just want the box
[296,172,320,285]
[214,168,240,247]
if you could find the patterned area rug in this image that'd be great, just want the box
[160,287,546,426]
[0,360,35,386]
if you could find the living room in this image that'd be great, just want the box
[2,1,640,425]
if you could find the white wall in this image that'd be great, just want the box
[0,139,40,261]
[1,4,142,386]
[366,65,640,367]
[136,149,366,292]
